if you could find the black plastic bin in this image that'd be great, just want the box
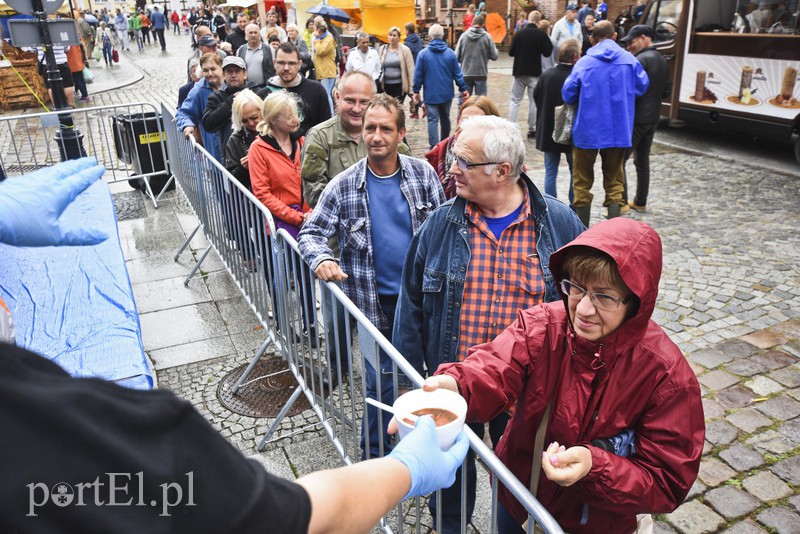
[112,112,174,194]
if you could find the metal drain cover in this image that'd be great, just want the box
[218,358,314,418]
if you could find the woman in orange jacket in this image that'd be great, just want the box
[249,90,317,342]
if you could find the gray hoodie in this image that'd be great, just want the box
[454,26,498,79]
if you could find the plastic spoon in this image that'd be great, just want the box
[364,397,419,423]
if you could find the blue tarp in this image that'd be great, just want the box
[0,178,153,390]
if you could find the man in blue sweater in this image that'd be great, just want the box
[150,6,167,52]
[411,24,470,149]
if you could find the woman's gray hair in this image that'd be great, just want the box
[429,24,444,39]
[231,89,263,133]
[286,23,299,33]
[460,116,525,181]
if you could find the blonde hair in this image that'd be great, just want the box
[388,26,401,37]
[256,90,300,137]
[537,19,552,34]
[231,89,263,133]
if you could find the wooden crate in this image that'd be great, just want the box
[0,44,47,111]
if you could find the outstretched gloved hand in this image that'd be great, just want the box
[0,158,109,247]
[387,416,470,500]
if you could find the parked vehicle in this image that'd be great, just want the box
[639,0,800,164]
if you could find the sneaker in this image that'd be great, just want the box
[527,130,536,139]
[619,203,631,215]
[628,201,647,212]
[79,96,90,102]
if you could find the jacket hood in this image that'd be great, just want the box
[549,218,662,350]
[428,39,449,52]
[586,38,626,63]
[465,27,488,40]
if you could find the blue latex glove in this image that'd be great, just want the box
[0,158,109,247]
[387,416,470,500]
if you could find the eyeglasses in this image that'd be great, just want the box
[453,155,502,171]
[275,61,299,68]
[560,279,631,311]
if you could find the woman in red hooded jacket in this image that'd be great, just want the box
[417,218,704,533]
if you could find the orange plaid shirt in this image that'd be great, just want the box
[457,192,546,361]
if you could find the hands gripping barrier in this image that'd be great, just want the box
[0,102,172,207]
[161,104,563,534]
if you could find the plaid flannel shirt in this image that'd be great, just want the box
[458,192,545,360]
[298,155,445,330]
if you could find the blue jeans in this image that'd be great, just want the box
[460,79,487,106]
[360,294,397,459]
[497,502,525,534]
[429,413,510,534]
[544,151,574,205]
[425,100,452,149]
[320,78,336,115]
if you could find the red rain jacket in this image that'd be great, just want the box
[437,218,704,533]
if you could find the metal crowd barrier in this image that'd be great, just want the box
[160,105,563,534]
[0,102,171,207]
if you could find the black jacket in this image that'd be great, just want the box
[236,43,276,88]
[256,76,332,136]
[634,46,670,124]
[202,80,257,150]
[509,25,554,77]
[225,26,247,52]
[224,127,257,191]
[533,63,574,153]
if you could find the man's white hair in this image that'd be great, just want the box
[460,116,525,181]
[429,24,445,39]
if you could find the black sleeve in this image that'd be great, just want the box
[542,33,554,58]
[202,91,232,133]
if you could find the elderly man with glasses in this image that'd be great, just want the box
[393,115,584,534]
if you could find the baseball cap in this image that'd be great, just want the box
[567,4,579,10]
[222,56,247,70]
[620,25,655,42]
[197,35,218,47]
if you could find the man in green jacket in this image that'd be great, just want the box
[129,10,144,50]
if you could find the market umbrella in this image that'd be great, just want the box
[307,2,350,23]
[485,12,507,44]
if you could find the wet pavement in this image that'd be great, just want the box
[7,32,800,533]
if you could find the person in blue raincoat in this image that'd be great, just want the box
[175,52,223,162]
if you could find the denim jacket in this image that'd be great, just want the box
[392,173,584,386]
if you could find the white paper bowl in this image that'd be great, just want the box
[393,388,467,450]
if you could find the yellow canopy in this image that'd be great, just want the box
[328,0,415,42]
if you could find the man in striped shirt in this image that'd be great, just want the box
[393,116,584,534]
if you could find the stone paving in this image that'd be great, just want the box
[7,32,800,532]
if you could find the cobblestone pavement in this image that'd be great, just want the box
[13,33,800,532]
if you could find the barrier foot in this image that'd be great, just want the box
[184,245,212,286]
[174,223,201,262]
[141,177,159,209]
[231,337,273,394]
[154,175,175,204]
[256,385,304,451]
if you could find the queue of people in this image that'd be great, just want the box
[5,4,706,531]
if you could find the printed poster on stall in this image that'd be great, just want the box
[679,54,800,121]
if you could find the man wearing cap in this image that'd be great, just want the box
[620,25,669,213]
[236,23,276,91]
[562,21,649,227]
[187,32,227,80]
[551,4,583,49]
[203,55,257,151]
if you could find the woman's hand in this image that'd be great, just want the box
[240,155,248,169]
[541,441,592,487]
